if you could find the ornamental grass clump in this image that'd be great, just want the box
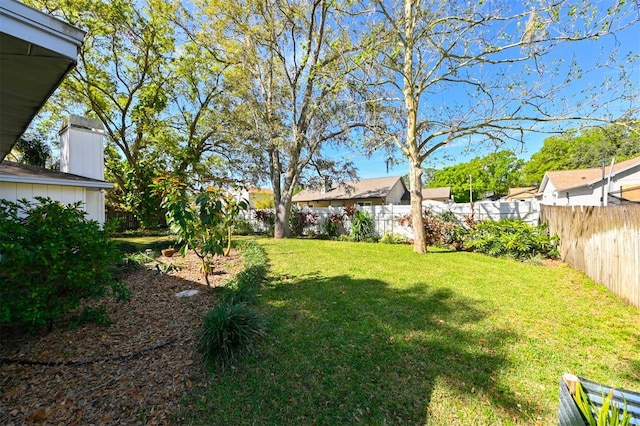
[219,264,266,305]
[199,240,269,371]
[198,301,266,371]
[219,242,268,304]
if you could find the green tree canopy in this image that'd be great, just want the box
[24,0,239,228]
[427,151,525,202]
[193,0,363,238]
[11,136,51,167]
[523,122,640,184]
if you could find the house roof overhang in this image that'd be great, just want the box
[0,160,113,189]
[0,0,85,162]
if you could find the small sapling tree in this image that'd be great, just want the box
[155,176,247,286]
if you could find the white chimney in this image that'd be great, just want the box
[59,115,105,180]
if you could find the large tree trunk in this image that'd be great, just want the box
[273,197,291,239]
[408,158,426,253]
[269,147,290,239]
[403,1,426,253]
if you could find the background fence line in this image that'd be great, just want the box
[243,200,541,238]
[541,204,640,308]
[105,211,167,231]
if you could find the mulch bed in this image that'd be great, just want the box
[0,250,242,425]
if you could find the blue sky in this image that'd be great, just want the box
[334,12,640,181]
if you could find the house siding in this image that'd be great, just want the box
[386,180,406,205]
[0,181,106,223]
[60,121,105,181]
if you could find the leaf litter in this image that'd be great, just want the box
[1,249,242,425]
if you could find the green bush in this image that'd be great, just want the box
[379,232,409,244]
[0,197,127,331]
[289,209,319,236]
[253,209,275,235]
[436,210,461,224]
[198,301,266,371]
[396,208,456,247]
[350,210,376,242]
[70,305,112,329]
[232,218,255,236]
[464,219,559,260]
[322,213,345,237]
[219,241,268,304]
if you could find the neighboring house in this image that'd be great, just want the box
[0,2,112,223]
[537,156,640,206]
[292,176,408,207]
[421,187,452,203]
[506,187,537,201]
[234,188,274,209]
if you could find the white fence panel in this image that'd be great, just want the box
[241,200,540,238]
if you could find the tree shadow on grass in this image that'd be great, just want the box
[190,273,540,425]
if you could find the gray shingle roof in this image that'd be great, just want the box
[292,176,404,202]
[0,160,112,189]
[421,187,451,199]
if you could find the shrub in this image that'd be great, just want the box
[396,208,455,247]
[198,301,266,371]
[379,232,409,244]
[0,197,127,331]
[70,306,112,329]
[254,209,275,235]
[200,240,269,371]
[322,213,345,237]
[232,218,255,236]
[436,210,461,225]
[343,204,357,218]
[350,210,376,242]
[289,208,319,236]
[464,219,559,260]
[323,218,339,237]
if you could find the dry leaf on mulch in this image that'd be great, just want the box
[0,250,242,425]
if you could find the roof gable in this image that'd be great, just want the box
[507,187,537,197]
[292,176,405,202]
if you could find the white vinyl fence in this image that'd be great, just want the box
[243,200,540,239]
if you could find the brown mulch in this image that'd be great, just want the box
[0,250,243,425]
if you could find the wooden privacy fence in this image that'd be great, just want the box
[541,204,640,309]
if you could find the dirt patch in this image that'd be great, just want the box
[540,258,564,268]
[0,250,241,425]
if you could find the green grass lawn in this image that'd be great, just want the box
[178,238,640,425]
[111,234,177,254]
